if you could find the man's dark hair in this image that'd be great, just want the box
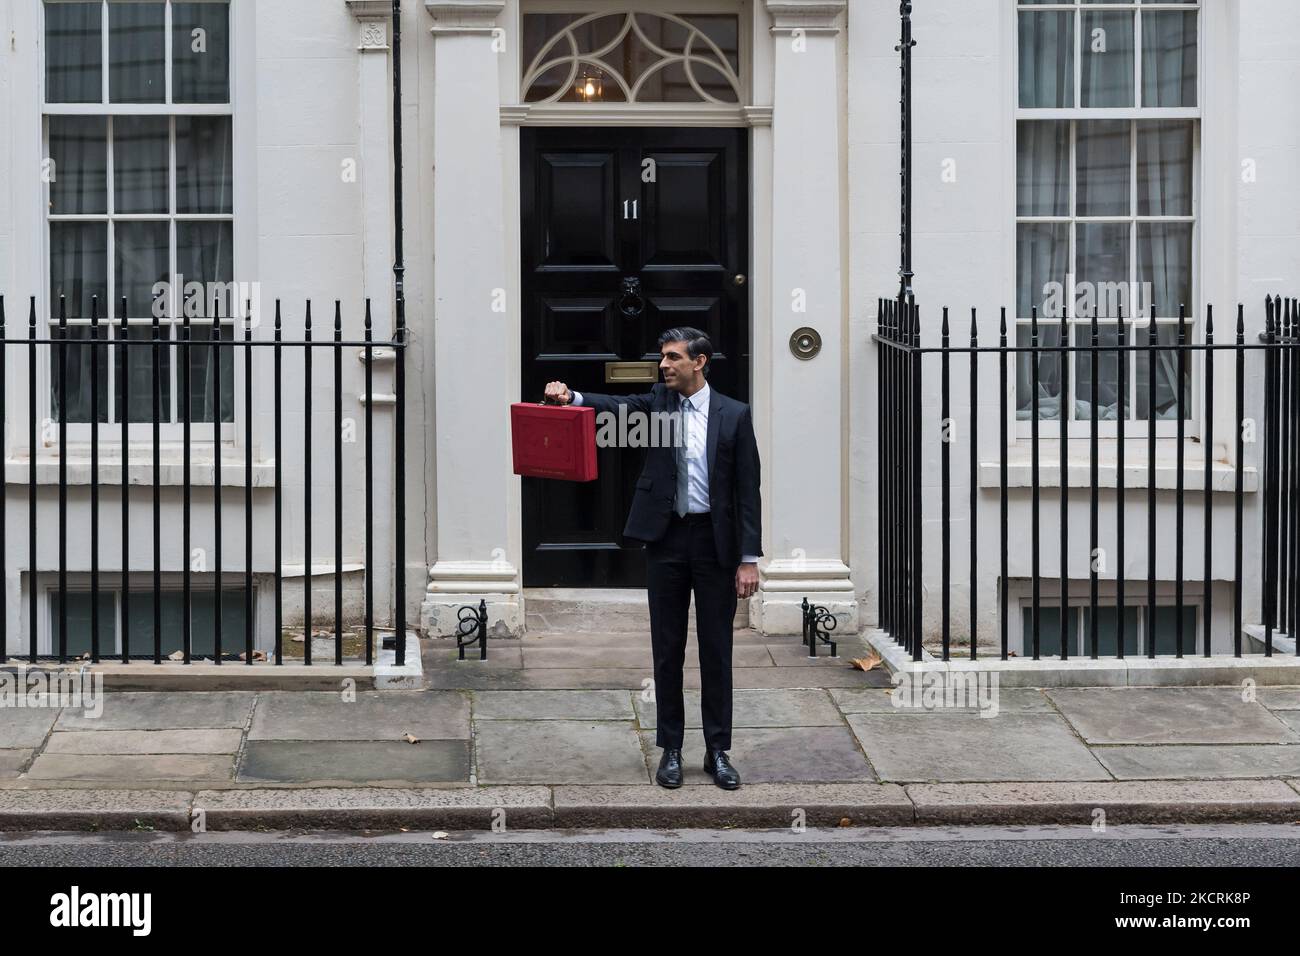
[658,327,713,377]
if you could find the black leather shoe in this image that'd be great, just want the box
[655,748,684,788]
[703,749,741,790]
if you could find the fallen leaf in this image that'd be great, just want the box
[402,733,421,744]
[238,650,268,662]
[839,818,853,828]
[849,651,883,672]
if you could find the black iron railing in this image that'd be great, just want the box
[0,294,409,666]
[875,295,1298,662]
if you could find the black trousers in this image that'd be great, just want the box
[645,511,737,752]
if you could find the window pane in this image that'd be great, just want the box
[51,326,109,423]
[177,221,234,318]
[1017,121,1069,216]
[1135,322,1192,421]
[50,221,108,319]
[1137,221,1192,318]
[50,592,117,657]
[116,325,173,423]
[1074,324,1128,421]
[1077,222,1130,316]
[1137,120,1193,216]
[125,591,247,658]
[48,116,107,214]
[176,116,233,214]
[113,116,169,214]
[114,221,170,319]
[173,1,231,104]
[109,1,165,104]
[1016,322,1065,421]
[45,1,103,104]
[186,324,234,423]
[1081,607,1139,658]
[1149,605,1198,656]
[1142,11,1197,107]
[1080,11,1134,107]
[1076,120,1130,217]
[1021,607,1079,658]
[1018,12,1074,108]
[1017,222,1069,319]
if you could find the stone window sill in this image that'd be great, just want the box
[978,459,1259,493]
[5,455,277,488]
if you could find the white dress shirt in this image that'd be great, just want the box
[572,385,759,565]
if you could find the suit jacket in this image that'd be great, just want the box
[577,382,762,568]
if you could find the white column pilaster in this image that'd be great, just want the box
[420,1,521,637]
[752,0,856,635]
[345,0,398,626]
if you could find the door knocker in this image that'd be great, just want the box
[618,276,645,318]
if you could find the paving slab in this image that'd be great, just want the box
[237,740,471,786]
[424,667,655,691]
[633,688,844,729]
[846,713,1109,783]
[906,779,1300,825]
[520,631,770,647]
[23,753,235,786]
[1093,744,1300,780]
[830,686,1053,714]
[1257,688,1300,711]
[248,690,470,741]
[638,727,876,785]
[0,789,194,831]
[520,645,774,669]
[472,690,634,721]
[42,729,243,755]
[475,720,648,785]
[428,645,524,668]
[0,751,32,778]
[1046,687,1300,744]
[424,666,882,691]
[552,783,913,828]
[196,786,553,830]
[1276,712,1300,735]
[765,642,874,667]
[54,692,255,731]
[0,709,58,748]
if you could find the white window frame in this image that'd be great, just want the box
[1012,0,1204,442]
[40,0,237,447]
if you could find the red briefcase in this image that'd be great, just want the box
[510,402,598,482]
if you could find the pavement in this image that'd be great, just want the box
[3,629,1300,830]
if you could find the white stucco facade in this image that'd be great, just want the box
[1,0,1297,656]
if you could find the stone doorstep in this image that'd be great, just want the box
[14,633,423,692]
[866,630,1300,687]
[2,780,1300,831]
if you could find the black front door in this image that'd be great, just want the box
[521,126,749,587]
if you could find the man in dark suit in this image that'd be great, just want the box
[544,327,761,789]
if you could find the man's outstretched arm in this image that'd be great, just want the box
[544,381,656,417]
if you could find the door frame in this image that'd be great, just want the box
[518,125,752,587]
[498,0,774,592]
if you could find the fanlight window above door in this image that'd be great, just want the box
[521,12,742,104]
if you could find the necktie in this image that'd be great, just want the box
[675,395,690,517]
